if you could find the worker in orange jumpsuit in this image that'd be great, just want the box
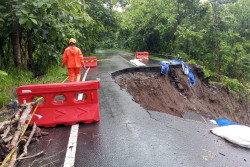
[62,38,85,82]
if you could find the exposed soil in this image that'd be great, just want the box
[112,65,249,125]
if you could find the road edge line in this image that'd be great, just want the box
[63,124,79,167]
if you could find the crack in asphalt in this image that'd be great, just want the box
[145,109,162,122]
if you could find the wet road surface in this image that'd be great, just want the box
[19,50,250,167]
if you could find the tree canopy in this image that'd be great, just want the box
[0,0,118,75]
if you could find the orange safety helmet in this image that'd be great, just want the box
[69,38,76,44]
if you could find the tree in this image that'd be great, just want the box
[0,0,117,75]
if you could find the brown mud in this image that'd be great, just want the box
[112,65,249,125]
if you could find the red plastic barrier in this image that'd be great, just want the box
[135,52,149,59]
[17,81,100,127]
[84,56,98,68]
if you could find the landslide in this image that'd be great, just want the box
[112,65,249,125]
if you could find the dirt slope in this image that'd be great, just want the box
[112,65,249,125]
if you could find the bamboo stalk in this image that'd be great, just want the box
[18,123,37,159]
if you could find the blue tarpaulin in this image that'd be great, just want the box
[159,61,169,74]
[214,118,240,127]
[188,68,195,86]
[158,60,195,87]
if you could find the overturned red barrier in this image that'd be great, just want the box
[84,56,98,68]
[135,52,149,59]
[17,81,100,127]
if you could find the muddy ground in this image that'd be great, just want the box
[112,65,249,125]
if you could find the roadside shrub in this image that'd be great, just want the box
[187,59,216,79]
[0,65,68,109]
[0,92,10,108]
[221,76,249,101]
[0,70,8,76]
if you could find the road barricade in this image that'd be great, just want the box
[84,56,98,68]
[135,52,149,59]
[17,81,100,127]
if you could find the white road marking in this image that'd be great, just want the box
[82,68,90,81]
[64,68,90,167]
[64,124,79,167]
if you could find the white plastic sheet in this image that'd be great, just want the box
[130,59,146,67]
[211,125,250,148]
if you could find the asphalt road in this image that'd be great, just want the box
[19,50,250,167]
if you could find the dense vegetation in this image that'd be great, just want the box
[0,0,118,107]
[0,0,118,74]
[0,0,249,107]
[114,0,249,97]
[115,0,249,82]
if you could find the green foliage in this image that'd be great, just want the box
[221,76,249,100]
[0,65,68,108]
[0,70,30,108]
[221,76,244,91]
[0,92,10,108]
[36,65,68,84]
[0,70,8,76]
[0,0,117,75]
[187,59,216,79]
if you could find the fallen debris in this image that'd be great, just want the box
[0,103,48,166]
[17,151,44,161]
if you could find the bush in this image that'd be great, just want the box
[0,65,68,109]
[221,76,249,101]
[187,59,216,79]
[0,92,10,108]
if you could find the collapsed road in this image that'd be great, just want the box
[18,50,249,167]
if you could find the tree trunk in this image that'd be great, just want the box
[216,43,220,82]
[27,31,34,69]
[13,21,22,67]
[24,33,29,70]
[7,38,11,65]
[211,2,220,82]
[10,104,33,149]
[172,3,183,55]
[0,39,5,68]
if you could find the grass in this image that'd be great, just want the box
[150,56,167,61]
[0,65,69,110]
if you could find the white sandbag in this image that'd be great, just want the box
[211,125,250,148]
[209,120,217,125]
